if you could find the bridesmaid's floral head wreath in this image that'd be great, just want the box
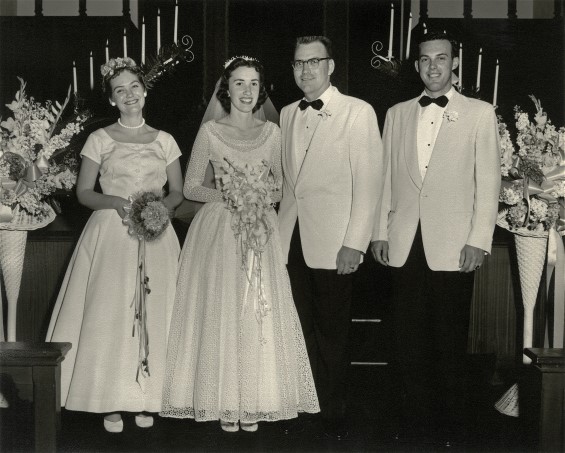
[217,55,267,113]
[100,57,145,94]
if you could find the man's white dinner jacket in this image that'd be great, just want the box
[373,90,501,271]
[279,87,384,269]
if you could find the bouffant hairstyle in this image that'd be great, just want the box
[103,66,146,96]
[417,30,459,59]
[216,57,268,114]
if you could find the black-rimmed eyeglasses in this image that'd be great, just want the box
[291,57,331,71]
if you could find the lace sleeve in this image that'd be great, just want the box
[183,124,223,203]
[270,125,283,203]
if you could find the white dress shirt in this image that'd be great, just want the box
[416,88,454,180]
[295,85,335,170]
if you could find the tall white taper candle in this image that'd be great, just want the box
[141,17,146,64]
[89,51,94,90]
[157,9,161,53]
[73,61,77,93]
[458,43,463,90]
[174,0,179,44]
[387,3,394,60]
[493,59,499,106]
[405,12,412,60]
[105,39,109,62]
[123,27,127,58]
[476,48,482,90]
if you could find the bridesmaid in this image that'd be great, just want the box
[46,57,183,433]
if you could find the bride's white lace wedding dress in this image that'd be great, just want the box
[160,120,319,423]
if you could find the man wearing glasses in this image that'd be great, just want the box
[278,35,384,440]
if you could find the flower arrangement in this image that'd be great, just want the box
[122,191,171,241]
[497,95,565,236]
[217,158,280,341]
[0,77,89,229]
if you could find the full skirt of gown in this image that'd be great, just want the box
[160,201,319,422]
[46,209,180,413]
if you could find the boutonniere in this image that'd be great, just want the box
[443,110,459,123]
[318,109,332,120]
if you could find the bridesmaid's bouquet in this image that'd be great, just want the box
[122,190,170,241]
[121,190,170,383]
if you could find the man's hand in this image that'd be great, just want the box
[336,246,362,275]
[459,244,486,273]
[370,240,389,266]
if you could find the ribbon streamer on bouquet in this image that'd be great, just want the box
[131,237,151,384]
[239,235,270,345]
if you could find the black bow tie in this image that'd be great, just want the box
[418,95,449,108]
[298,99,324,111]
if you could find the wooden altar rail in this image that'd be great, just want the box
[33,0,131,18]
[418,0,564,20]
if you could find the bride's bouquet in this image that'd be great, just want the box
[218,158,280,258]
[217,158,280,341]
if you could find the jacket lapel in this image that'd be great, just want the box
[296,94,336,184]
[426,92,464,171]
[285,103,303,188]
[403,100,423,189]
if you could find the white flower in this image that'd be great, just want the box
[318,109,332,120]
[443,110,458,123]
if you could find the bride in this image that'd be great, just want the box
[160,56,319,432]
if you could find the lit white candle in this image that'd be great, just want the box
[105,39,109,62]
[73,61,77,94]
[174,0,179,44]
[141,16,146,64]
[405,12,412,60]
[89,51,94,90]
[476,48,482,90]
[458,43,463,90]
[493,59,499,106]
[157,8,161,53]
[423,22,427,34]
[387,3,394,60]
[123,27,127,58]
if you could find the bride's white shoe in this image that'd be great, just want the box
[241,422,258,432]
[135,414,154,428]
[220,420,239,432]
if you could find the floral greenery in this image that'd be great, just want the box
[497,95,565,235]
[123,191,170,241]
[0,77,89,225]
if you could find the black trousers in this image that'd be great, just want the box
[389,224,474,435]
[286,222,353,421]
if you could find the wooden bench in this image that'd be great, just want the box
[0,342,71,453]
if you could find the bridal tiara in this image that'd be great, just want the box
[223,55,259,69]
